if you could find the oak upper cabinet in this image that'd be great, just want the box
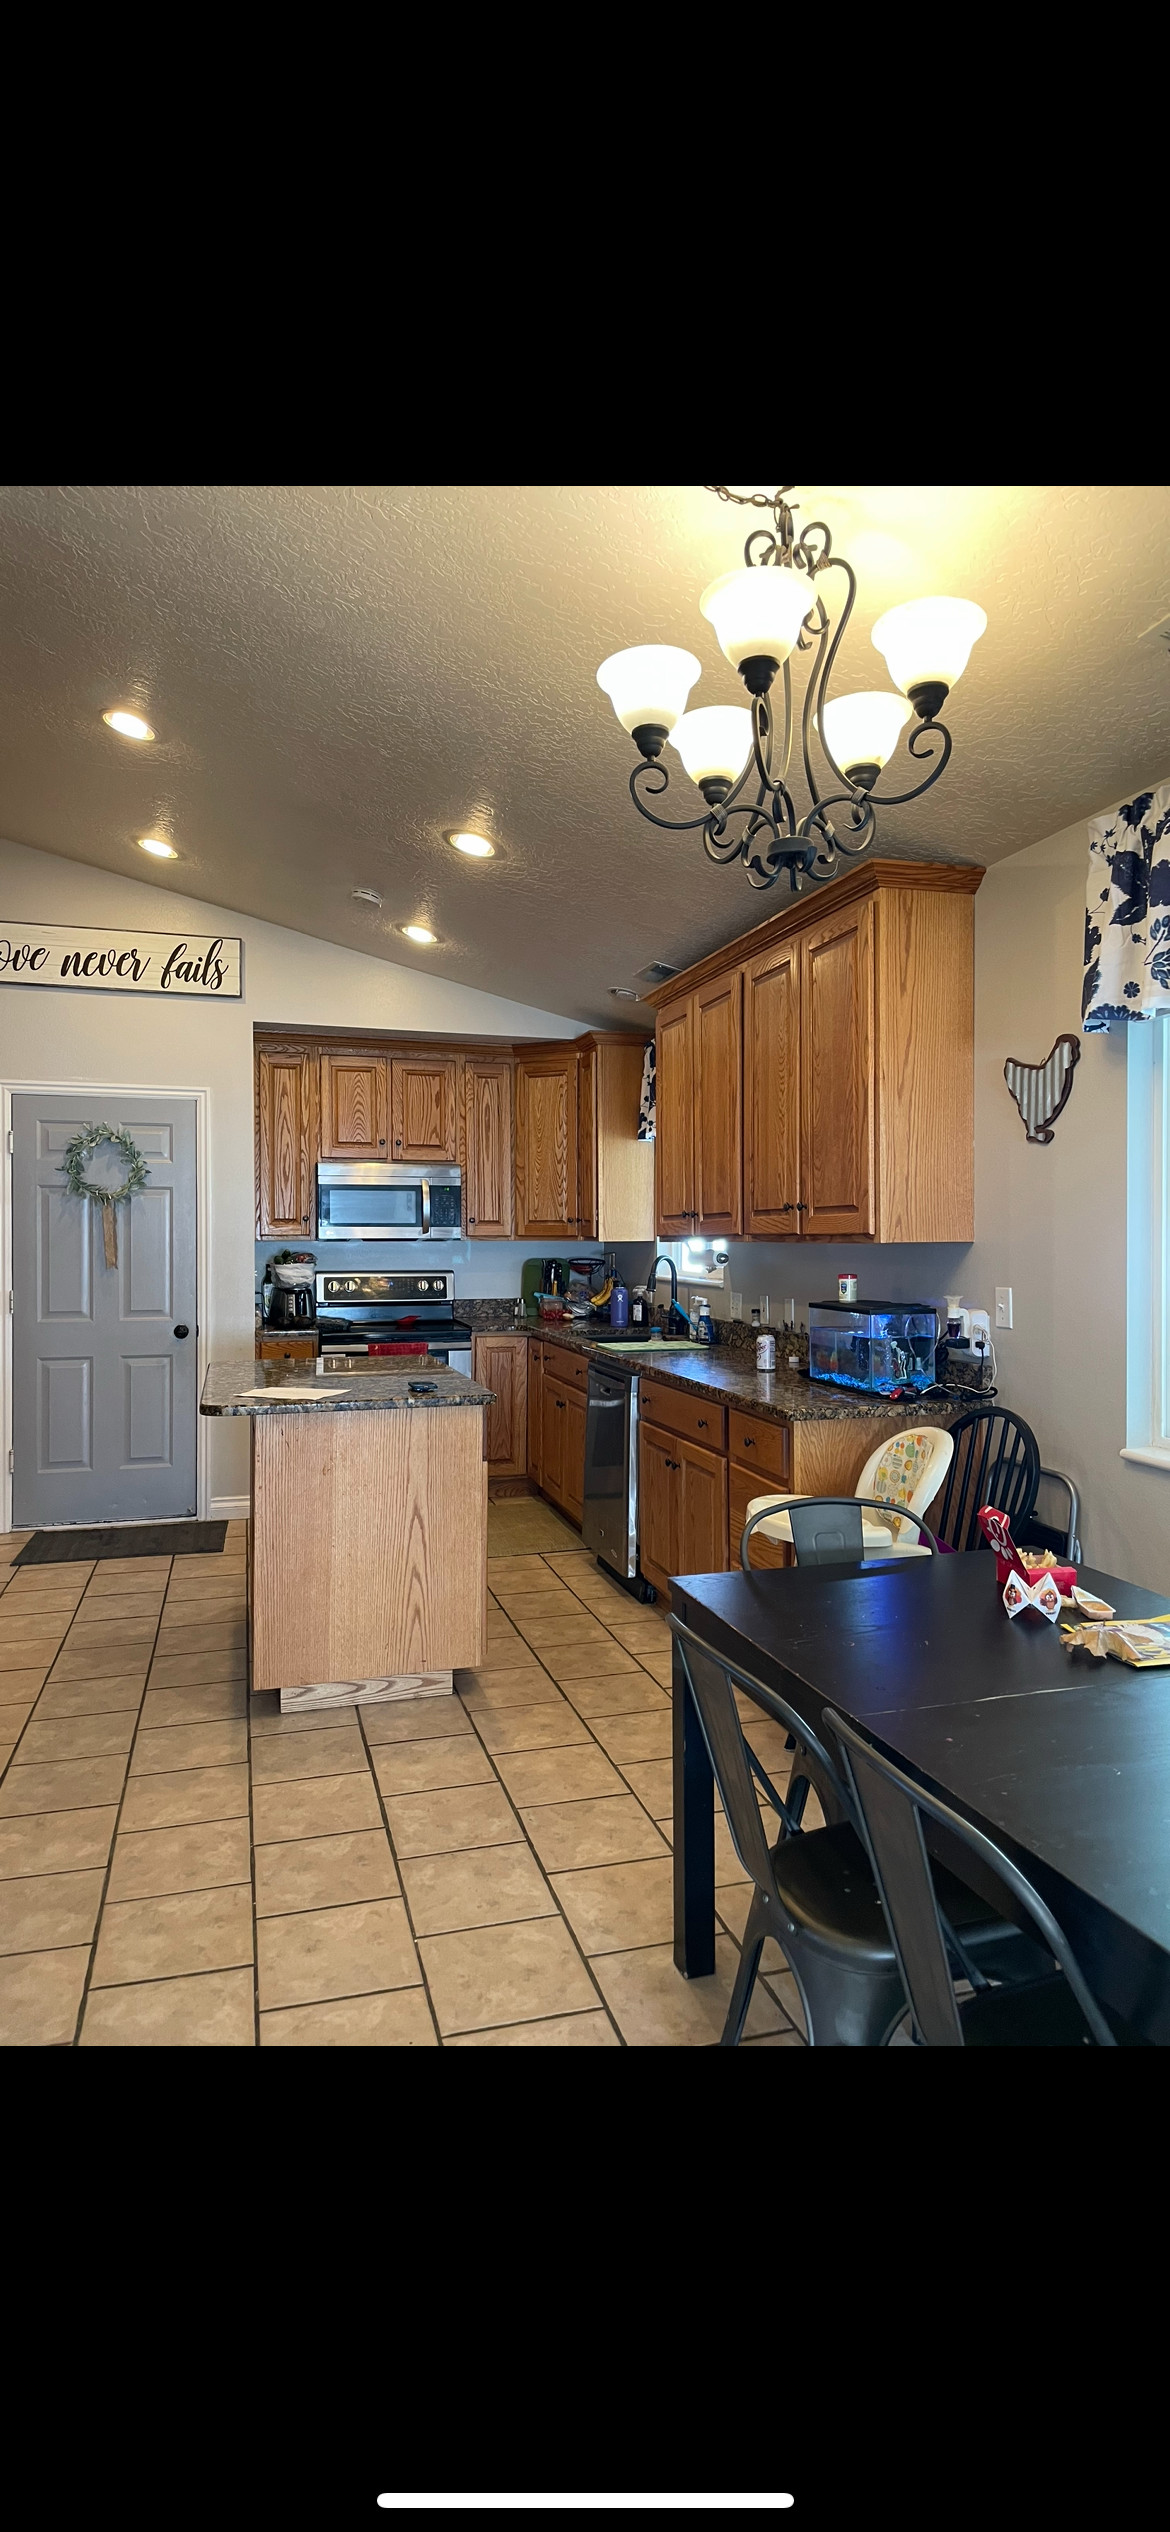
[800,893,874,1238]
[515,1049,580,1238]
[473,1333,527,1478]
[745,939,801,1236]
[465,1060,514,1239]
[391,1055,458,1162]
[694,969,743,1236]
[655,995,696,1237]
[257,1044,317,1235]
[318,1050,388,1160]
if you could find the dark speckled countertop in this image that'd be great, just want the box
[526,1323,967,1427]
[202,1359,494,1415]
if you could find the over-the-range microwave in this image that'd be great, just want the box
[316,1161,463,1241]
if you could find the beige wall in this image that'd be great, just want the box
[0,837,584,1510]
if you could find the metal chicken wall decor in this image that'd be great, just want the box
[1003,1034,1080,1144]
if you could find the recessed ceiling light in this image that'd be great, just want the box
[103,709,155,742]
[137,836,177,860]
[351,887,383,906]
[610,987,639,1000]
[401,923,437,945]
[446,830,495,858]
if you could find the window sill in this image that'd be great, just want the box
[1120,1445,1170,1474]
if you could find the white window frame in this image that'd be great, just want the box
[1123,1011,1170,1471]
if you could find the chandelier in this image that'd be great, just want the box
[596,485,986,893]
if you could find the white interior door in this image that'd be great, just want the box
[11,1094,198,1526]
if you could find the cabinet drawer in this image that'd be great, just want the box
[639,1378,726,1451]
[257,1335,318,1363]
[727,1410,791,1486]
[542,1344,589,1393]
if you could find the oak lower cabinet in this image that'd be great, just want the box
[464,1060,514,1238]
[319,1050,388,1159]
[472,1334,527,1478]
[527,1341,544,1483]
[539,1360,587,1525]
[256,1044,317,1235]
[563,1387,586,1524]
[638,1420,728,1600]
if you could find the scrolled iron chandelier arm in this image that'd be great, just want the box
[860,716,954,808]
[628,760,711,834]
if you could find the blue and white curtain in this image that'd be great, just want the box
[1083,784,1170,1031]
[638,1040,656,1139]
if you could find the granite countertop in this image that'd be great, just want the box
[201,1359,495,1416]
[526,1323,968,1427]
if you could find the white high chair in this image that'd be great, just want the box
[742,1425,955,1562]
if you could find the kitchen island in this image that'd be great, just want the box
[201,1358,495,1709]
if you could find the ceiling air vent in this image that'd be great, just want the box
[632,960,679,989]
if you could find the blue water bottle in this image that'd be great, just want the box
[609,1280,629,1328]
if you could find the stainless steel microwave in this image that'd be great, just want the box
[316,1161,463,1241]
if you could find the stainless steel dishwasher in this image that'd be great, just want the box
[582,1361,655,1598]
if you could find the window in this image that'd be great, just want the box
[1125,1011,1170,1468]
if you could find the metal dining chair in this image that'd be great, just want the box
[669,1617,1035,2046]
[933,1406,1040,1550]
[741,1496,937,1573]
[825,1707,1119,2046]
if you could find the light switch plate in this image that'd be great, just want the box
[730,1292,743,1320]
[994,1288,1013,1330]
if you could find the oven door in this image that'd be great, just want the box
[317,1163,426,1240]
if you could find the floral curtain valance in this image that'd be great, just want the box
[1083,784,1170,1032]
[638,1040,656,1139]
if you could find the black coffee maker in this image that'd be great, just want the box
[262,1258,317,1330]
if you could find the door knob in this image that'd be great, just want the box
[173,1324,190,1339]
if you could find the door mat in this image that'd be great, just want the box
[14,1520,229,1565]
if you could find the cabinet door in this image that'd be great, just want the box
[638,1420,679,1591]
[318,1052,388,1160]
[391,1055,458,1162]
[728,1459,792,1571]
[678,1435,729,1577]
[563,1386,587,1525]
[473,1334,528,1478]
[257,1047,316,1235]
[465,1061,514,1238]
[576,1047,598,1239]
[527,1342,543,1483]
[694,970,742,1235]
[542,1373,568,1504]
[745,941,802,1236]
[655,995,696,1237]
[515,1053,580,1238]
[800,897,875,1238]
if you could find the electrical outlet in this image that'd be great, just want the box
[968,1309,992,1352]
[730,1291,743,1320]
[759,1296,770,1322]
[995,1286,1013,1330]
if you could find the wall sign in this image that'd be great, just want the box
[0,922,242,998]
[1003,1033,1080,1143]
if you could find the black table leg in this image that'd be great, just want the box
[672,1633,715,1976]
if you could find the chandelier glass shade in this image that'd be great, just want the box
[595,485,987,893]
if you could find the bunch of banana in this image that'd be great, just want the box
[589,1276,615,1310]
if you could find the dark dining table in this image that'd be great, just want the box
[670,1553,1170,2043]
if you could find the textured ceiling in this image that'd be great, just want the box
[0,482,1167,1026]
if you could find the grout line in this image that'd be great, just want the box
[69,1556,175,2046]
[355,1703,444,2048]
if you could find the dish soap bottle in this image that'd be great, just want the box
[696,1298,714,1345]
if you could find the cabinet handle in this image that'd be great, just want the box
[698,1417,707,1428]
[744,1436,755,1447]
[379,1137,386,1146]
[795,1202,807,1212]
[779,1203,794,1214]
[468,1217,477,1227]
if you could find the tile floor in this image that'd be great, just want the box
[0,1501,807,2046]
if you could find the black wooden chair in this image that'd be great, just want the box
[826,1706,1119,2045]
[669,1617,1038,2047]
[741,1496,937,1572]
[1017,1468,1082,1564]
[933,1407,1040,1551]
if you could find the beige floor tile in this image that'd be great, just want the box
[139,1685,247,1730]
[537,1550,598,1570]
[0,1692,40,1736]
[251,1771,381,1843]
[160,1590,245,1622]
[557,1672,670,1718]
[34,1675,145,1719]
[455,1669,565,1709]
[372,1736,494,1797]
[261,1988,437,2046]
[50,1646,150,1683]
[107,1817,253,1902]
[0,1743,12,1772]
[0,1669,49,1704]
[447,2010,618,2047]
[0,1945,89,2044]
[249,1726,365,1785]
[743,2027,806,2045]
[154,1618,248,1654]
[0,1867,105,1956]
[606,1615,671,1641]
[482,1557,551,1583]
[713,1817,750,1884]
[149,1651,247,1690]
[491,1590,579,1617]
[760,1964,807,2037]
[65,1614,159,1652]
[470,1704,592,1756]
[17,1712,135,1765]
[0,1636,63,1672]
[93,1882,253,1986]
[521,1795,669,1873]
[84,1555,173,1581]
[254,1830,399,1917]
[619,1759,674,1819]
[512,1614,610,1647]
[258,1896,420,2010]
[250,1701,363,1737]
[74,1591,166,1621]
[420,1916,598,2035]
[535,1641,642,1679]
[0,1753,128,1816]
[2,1607,75,1642]
[550,1856,675,1955]
[4,1575,88,1601]
[492,1743,624,1807]
[361,1698,473,1745]
[131,1720,248,1776]
[568,1719,669,1770]
[638,1656,675,1687]
[383,1784,521,1859]
[120,1762,250,1832]
[592,1937,784,2045]
[401,1842,555,1937]
[79,1967,255,2046]
[0,1807,117,1879]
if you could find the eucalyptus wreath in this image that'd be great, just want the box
[58,1122,150,1209]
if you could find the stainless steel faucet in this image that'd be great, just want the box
[649,1254,689,1334]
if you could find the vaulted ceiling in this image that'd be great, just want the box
[0,482,1167,1023]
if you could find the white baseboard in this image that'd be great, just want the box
[210,1495,251,1521]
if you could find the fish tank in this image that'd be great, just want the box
[808,1301,938,1396]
